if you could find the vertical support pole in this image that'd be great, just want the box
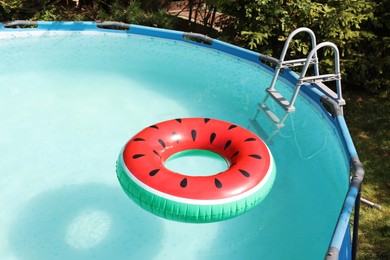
[352,188,361,260]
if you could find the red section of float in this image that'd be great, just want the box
[122,118,271,200]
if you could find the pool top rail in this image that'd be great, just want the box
[0,21,364,260]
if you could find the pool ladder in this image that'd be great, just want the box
[253,27,346,129]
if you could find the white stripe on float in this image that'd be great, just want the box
[119,145,275,206]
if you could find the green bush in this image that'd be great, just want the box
[216,0,389,95]
[0,0,177,29]
[96,1,175,29]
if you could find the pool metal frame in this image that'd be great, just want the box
[0,20,364,260]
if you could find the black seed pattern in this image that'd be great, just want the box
[239,169,250,177]
[215,178,223,188]
[158,139,166,148]
[231,151,239,159]
[249,154,262,159]
[191,130,197,141]
[153,150,161,158]
[210,133,216,144]
[224,140,232,150]
[180,178,188,188]
[132,120,263,192]
[149,169,160,176]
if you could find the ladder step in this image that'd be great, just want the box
[280,58,317,68]
[300,73,341,84]
[249,119,271,142]
[266,89,295,112]
[259,103,284,127]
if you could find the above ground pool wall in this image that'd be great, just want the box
[0,21,364,260]
[318,97,364,260]
[265,56,365,260]
[0,21,275,73]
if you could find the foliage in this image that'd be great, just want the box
[353,0,390,94]
[214,0,388,94]
[95,1,175,28]
[0,0,90,21]
[0,0,177,28]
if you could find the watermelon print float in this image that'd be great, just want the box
[116,118,276,223]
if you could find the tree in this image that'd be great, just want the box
[215,0,388,94]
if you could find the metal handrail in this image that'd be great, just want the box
[256,27,320,128]
[269,27,319,91]
[278,27,319,73]
[290,42,345,112]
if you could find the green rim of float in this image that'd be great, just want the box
[116,118,276,223]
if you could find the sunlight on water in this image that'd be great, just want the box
[66,210,111,250]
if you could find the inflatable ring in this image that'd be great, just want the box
[116,118,276,223]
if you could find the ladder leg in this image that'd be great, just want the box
[252,109,260,121]
[288,83,303,111]
[278,112,290,128]
[268,67,281,91]
[253,95,270,120]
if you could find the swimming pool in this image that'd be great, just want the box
[0,21,362,259]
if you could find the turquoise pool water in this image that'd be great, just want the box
[0,30,350,259]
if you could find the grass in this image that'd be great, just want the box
[343,90,390,259]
